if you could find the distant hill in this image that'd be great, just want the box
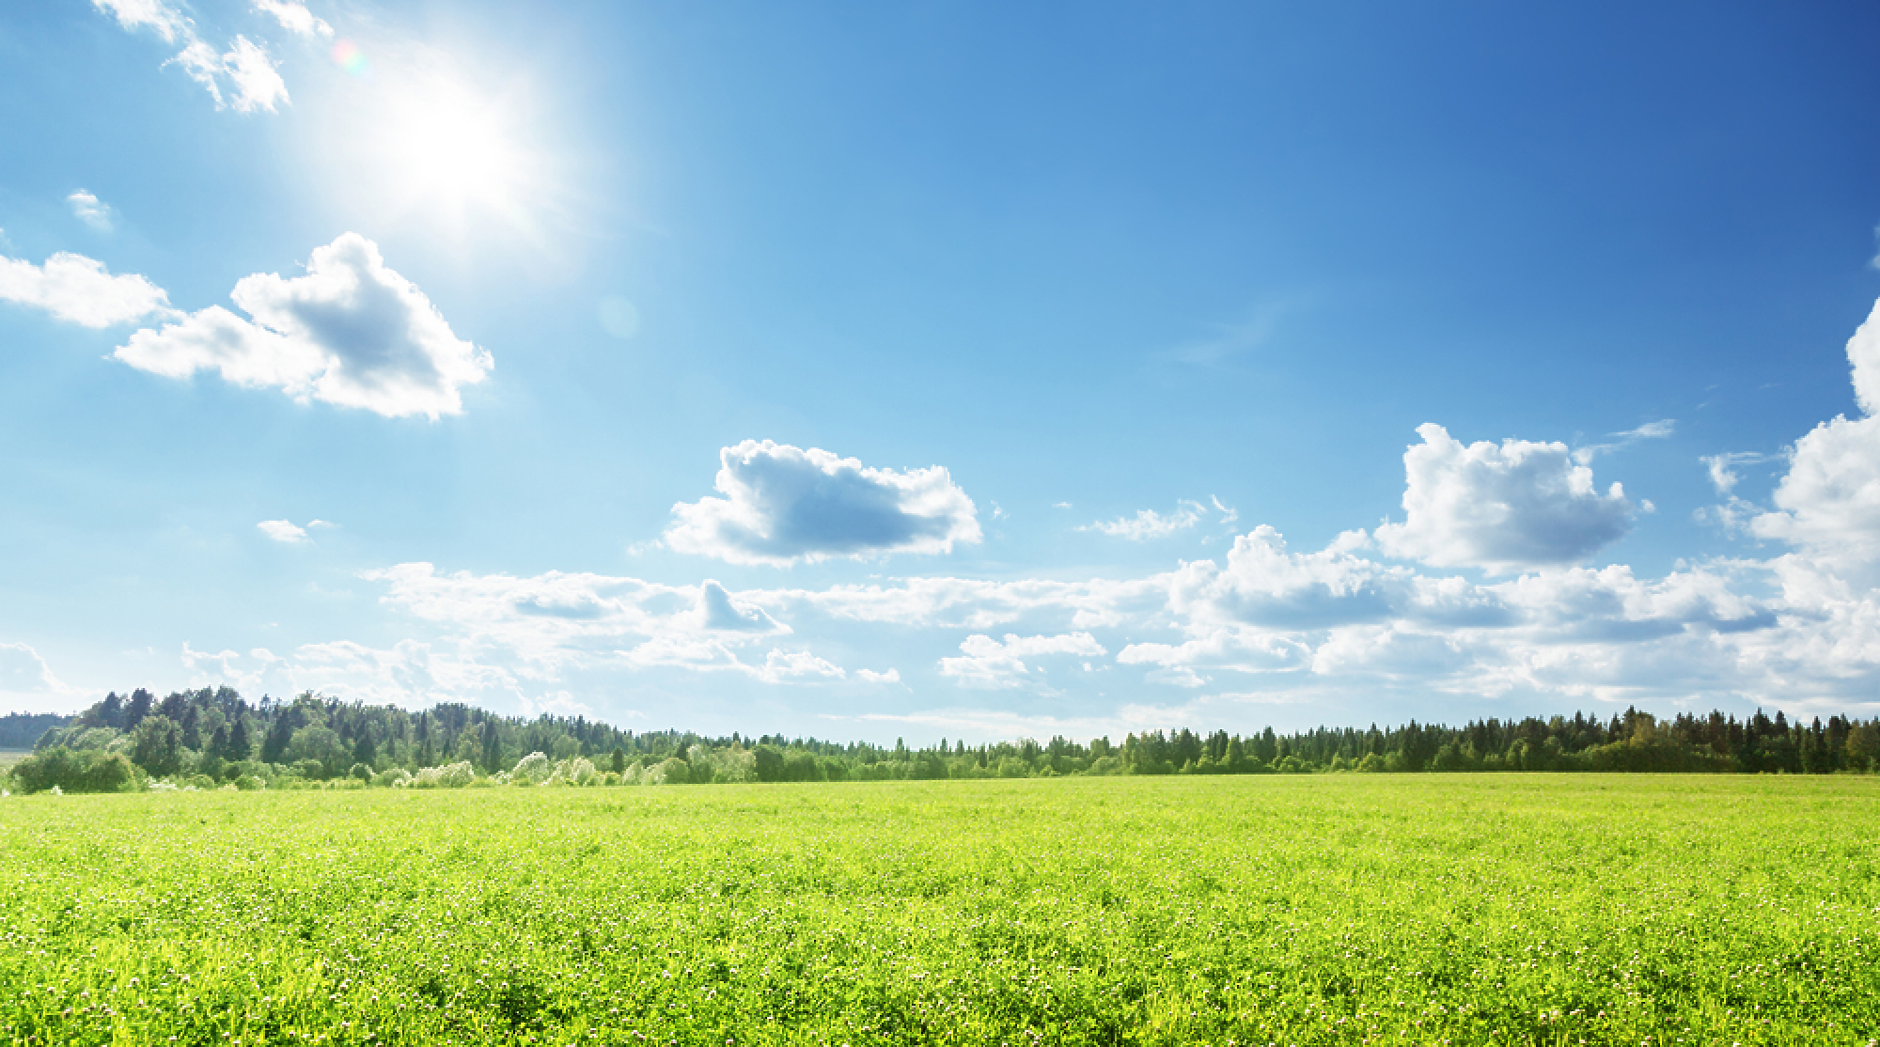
[0,712,73,750]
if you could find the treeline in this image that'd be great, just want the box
[3,687,1879,794]
[0,712,71,750]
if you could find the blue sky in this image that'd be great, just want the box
[4,0,1880,741]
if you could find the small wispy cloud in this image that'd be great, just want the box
[1211,495,1239,528]
[1155,297,1306,368]
[1573,418,1675,464]
[66,190,113,231]
[1700,452,1774,495]
[258,518,335,544]
[258,520,308,543]
[1084,501,1206,541]
[1618,420,1676,440]
[252,0,332,37]
[1083,496,1238,541]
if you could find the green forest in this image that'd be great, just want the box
[5,686,1880,794]
[0,712,67,750]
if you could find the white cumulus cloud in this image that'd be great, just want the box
[257,520,309,543]
[93,0,187,41]
[1376,423,1634,573]
[939,632,1105,689]
[0,252,177,328]
[665,441,980,566]
[93,0,288,113]
[116,233,492,419]
[220,36,289,113]
[1118,627,1312,677]
[1309,624,1471,679]
[1170,526,1415,628]
[1752,299,1880,571]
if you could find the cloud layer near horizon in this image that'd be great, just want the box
[51,293,1880,735]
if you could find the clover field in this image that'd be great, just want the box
[2,775,1877,1046]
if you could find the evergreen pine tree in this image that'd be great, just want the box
[181,705,202,750]
[480,720,502,772]
[125,688,155,730]
[261,716,293,764]
[228,718,252,762]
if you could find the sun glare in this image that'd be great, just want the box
[382,79,527,212]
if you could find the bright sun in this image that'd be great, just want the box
[382,79,527,211]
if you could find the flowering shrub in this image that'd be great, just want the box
[411,761,476,789]
[643,757,691,786]
[693,746,757,784]
[511,752,551,785]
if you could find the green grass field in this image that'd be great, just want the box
[2,776,1876,1046]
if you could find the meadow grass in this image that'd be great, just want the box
[1,775,1876,1046]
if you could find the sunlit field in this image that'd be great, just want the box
[3,775,1877,1046]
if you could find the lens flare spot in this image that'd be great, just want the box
[330,39,368,77]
